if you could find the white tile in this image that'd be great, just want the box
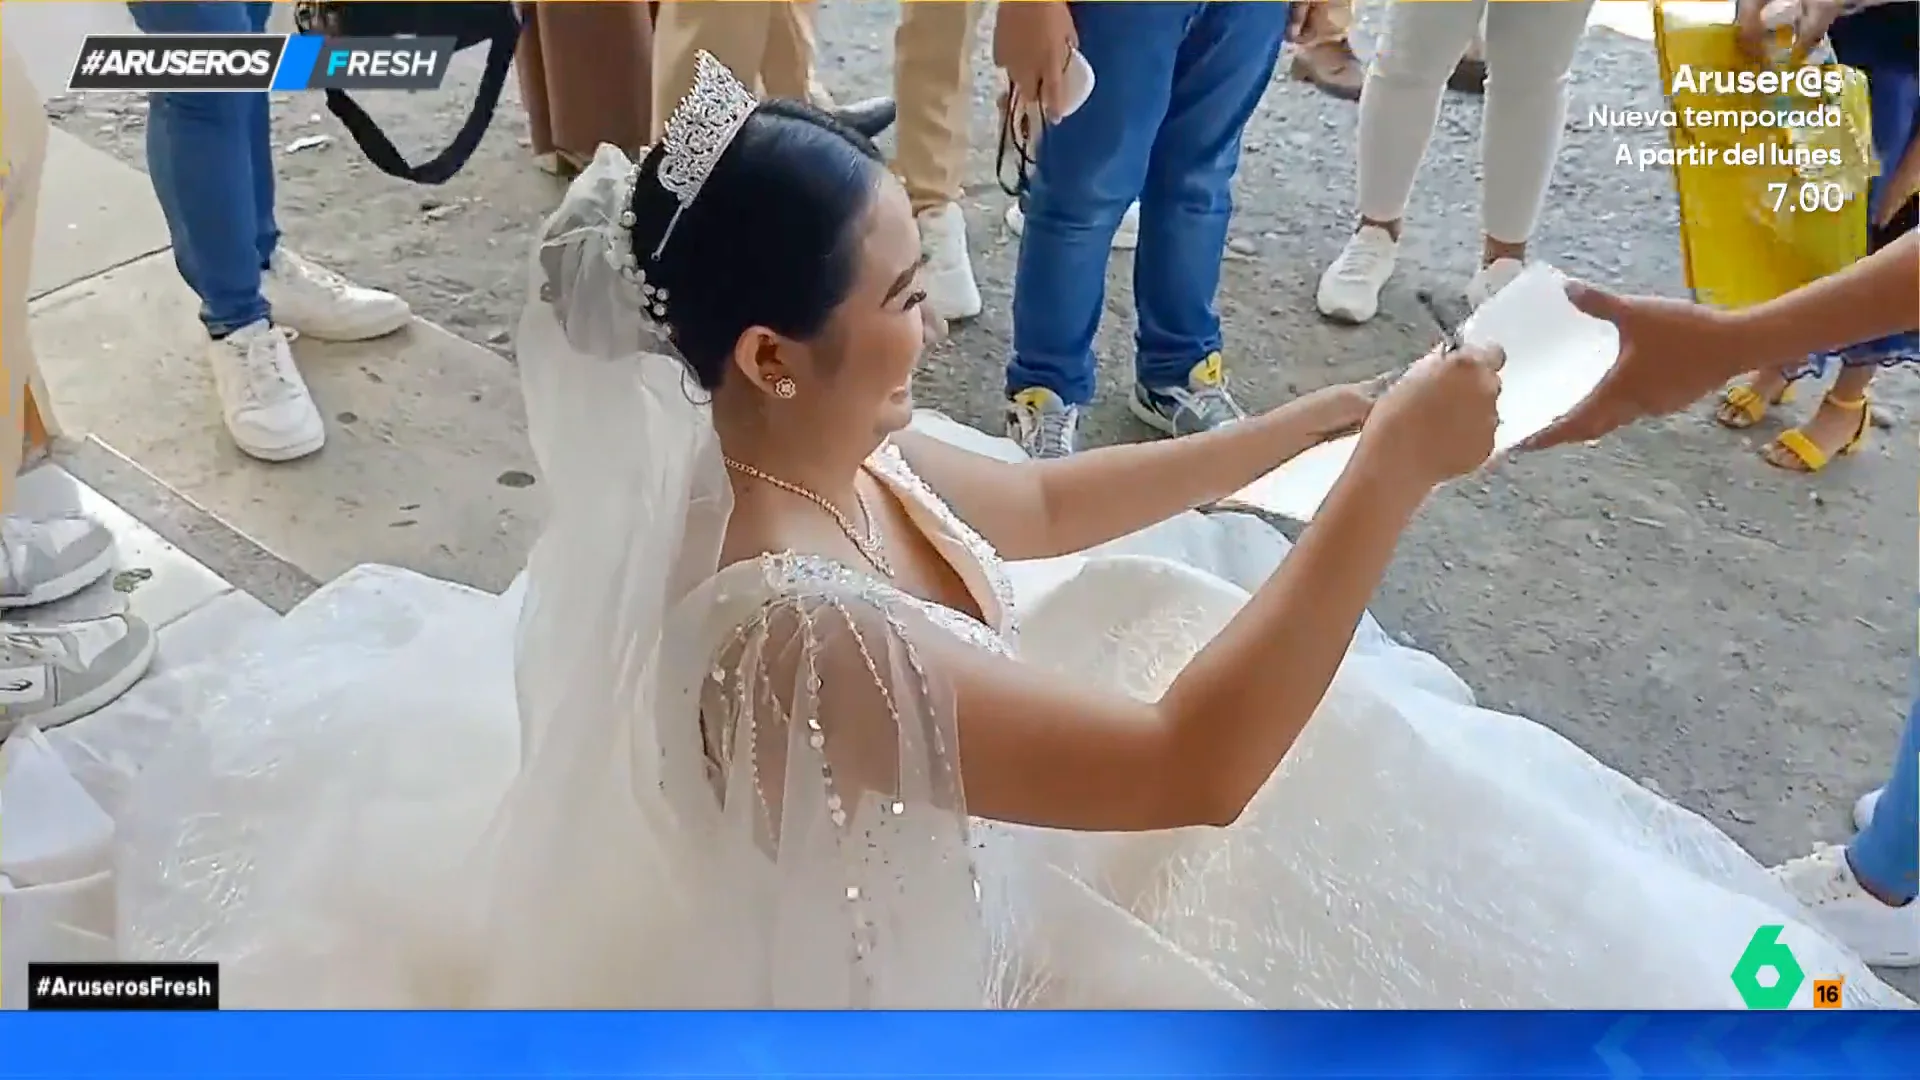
[7,462,90,519]
[152,589,277,675]
[8,465,234,630]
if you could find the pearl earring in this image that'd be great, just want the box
[773,376,797,399]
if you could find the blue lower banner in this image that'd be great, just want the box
[2,1011,1916,1076]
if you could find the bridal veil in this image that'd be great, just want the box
[116,133,992,1005]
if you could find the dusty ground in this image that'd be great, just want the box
[46,4,1916,985]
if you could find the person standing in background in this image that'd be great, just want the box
[519,1,655,176]
[1288,1,1487,102]
[651,1,985,323]
[1,41,158,731]
[1316,0,1592,325]
[651,1,896,140]
[1710,0,1918,473]
[126,1,412,464]
[894,1,985,322]
[998,0,1293,458]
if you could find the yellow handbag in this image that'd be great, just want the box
[1652,1,1875,310]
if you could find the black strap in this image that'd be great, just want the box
[321,7,522,185]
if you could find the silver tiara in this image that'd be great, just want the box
[612,52,756,325]
[651,51,757,261]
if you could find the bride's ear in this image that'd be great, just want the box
[731,327,801,401]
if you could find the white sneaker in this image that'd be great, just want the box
[1005,387,1081,459]
[1005,200,1140,251]
[0,514,115,610]
[1854,787,1883,832]
[0,615,157,736]
[1770,843,1919,968]
[1466,257,1526,309]
[1316,225,1398,323]
[263,249,411,342]
[918,203,982,322]
[209,321,325,462]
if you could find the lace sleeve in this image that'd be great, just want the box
[699,584,994,1007]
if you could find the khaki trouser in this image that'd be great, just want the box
[2,43,53,515]
[1294,0,1353,47]
[652,1,979,213]
[891,1,980,211]
[1295,1,1485,59]
[652,1,821,136]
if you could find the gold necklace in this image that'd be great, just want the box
[723,456,894,577]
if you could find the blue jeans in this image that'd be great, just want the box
[127,1,278,335]
[1005,1,1289,405]
[1809,11,1920,367]
[1849,687,1918,902]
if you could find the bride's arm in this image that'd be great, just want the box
[814,435,1430,832]
[895,383,1370,560]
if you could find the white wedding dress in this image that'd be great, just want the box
[65,407,1900,1008]
[37,146,1905,1009]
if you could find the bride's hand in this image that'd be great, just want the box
[1284,372,1395,444]
[1358,343,1504,487]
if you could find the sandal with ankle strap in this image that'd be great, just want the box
[1716,379,1798,429]
[1765,393,1871,472]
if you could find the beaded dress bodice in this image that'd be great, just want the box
[739,441,1019,657]
[690,440,1024,1006]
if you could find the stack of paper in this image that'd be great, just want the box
[1226,265,1621,521]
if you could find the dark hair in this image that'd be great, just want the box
[625,99,888,391]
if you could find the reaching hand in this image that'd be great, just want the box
[1736,0,1840,62]
[1288,371,1395,443]
[1517,282,1747,452]
[1786,0,1842,59]
[1359,344,1504,487]
[1735,0,1773,58]
[994,1,1078,124]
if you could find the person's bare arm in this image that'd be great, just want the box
[1521,235,1918,451]
[832,439,1432,832]
[894,382,1373,561]
[1742,231,1920,366]
[812,349,1498,832]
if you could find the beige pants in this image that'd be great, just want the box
[2,43,54,514]
[651,1,980,213]
[1296,0,1486,58]
[1295,0,1354,47]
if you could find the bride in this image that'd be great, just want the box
[105,55,1905,1008]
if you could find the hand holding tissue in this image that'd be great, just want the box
[1227,266,1620,521]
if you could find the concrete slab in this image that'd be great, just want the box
[52,437,320,614]
[8,461,231,632]
[28,255,540,592]
[30,130,171,301]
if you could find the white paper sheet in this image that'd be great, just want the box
[1227,265,1619,521]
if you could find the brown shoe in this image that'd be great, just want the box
[1448,56,1487,95]
[1290,41,1363,102]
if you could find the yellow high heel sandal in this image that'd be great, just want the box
[1715,379,1797,429]
[1765,394,1871,473]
